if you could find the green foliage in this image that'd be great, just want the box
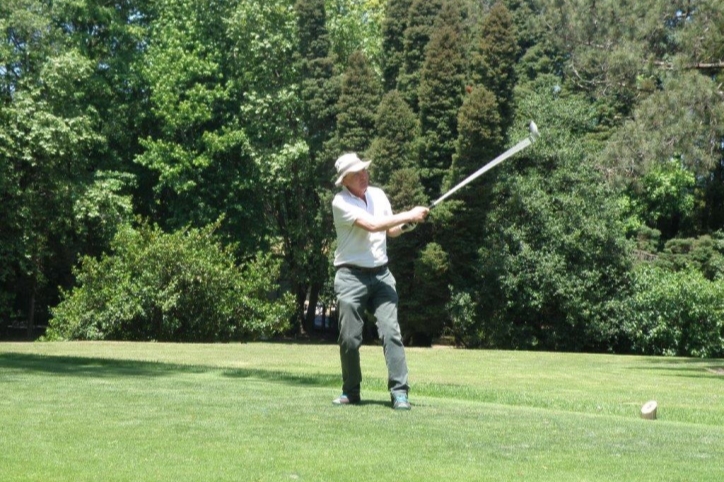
[620,265,724,357]
[449,85,503,188]
[600,72,724,182]
[386,168,429,344]
[297,0,332,60]
[676,0,724,64]
[438,85,503,287]
[418,7,466,197]
[398,0,445,109]
[326,0,385,72]
[656,233,724,281]
[401,242,451,345]
[135,0,232,196]
[381,0,413,90]
[3,0,724,352]
[471,2,518,131]
[290,0,341,332]
[537,0,677,119]
[0,39,106,329]
[297,0,338,160]
[638,159,696,237]
[464,77,633,351]
[73,171,137,258]
[446,288,479,347]
[367,89,419,186]
[701,161,724,231]
[46,221,293,342]
[334,50,382,153]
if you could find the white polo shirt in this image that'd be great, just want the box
[332,186,391,268]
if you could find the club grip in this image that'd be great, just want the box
[400,204,435,233]
[400,222,417,233]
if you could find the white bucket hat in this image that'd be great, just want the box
[334,153,371,186]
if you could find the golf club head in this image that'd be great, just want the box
[529,121,540,142]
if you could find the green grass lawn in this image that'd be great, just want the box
[1,341,722,481]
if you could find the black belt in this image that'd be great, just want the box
[336,264,388,274]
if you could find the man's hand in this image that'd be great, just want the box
[393,206,429,236]
[408,206,430,223]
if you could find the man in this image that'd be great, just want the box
[331,152,429,410]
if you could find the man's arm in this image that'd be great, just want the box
[353,206,429,235]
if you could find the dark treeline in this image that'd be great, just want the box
[2,0,723,355]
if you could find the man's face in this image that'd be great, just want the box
[343,168,369,196]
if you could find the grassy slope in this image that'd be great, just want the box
[1,342,722,481]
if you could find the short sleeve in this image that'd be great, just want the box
[332,194,373,227]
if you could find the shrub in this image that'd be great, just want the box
[401,242,450,346]
[447,289,480,348]
[621,265,724,357]
[45,221,293,342]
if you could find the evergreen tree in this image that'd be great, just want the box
[334,50,383,154]
[367,90,419,187]
[418,1,467,198]
[472,2,519,132]
[296,0,339,167]
[385,167,430,345]
[381,0,413,91]
[398,0,445,111]
[467,75,633,351]
[438,85,504,285]
[290,0,340,334]
[403,242,451,346]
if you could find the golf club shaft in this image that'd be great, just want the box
[399,121,539,233]
[430,136,532,208]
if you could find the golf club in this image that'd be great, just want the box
[401,121,540,232]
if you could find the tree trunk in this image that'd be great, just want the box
[27,280,36,340]
[303,282,322,334]
[292,284,307,335]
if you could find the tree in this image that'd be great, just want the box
[366,89,428,343]
[381,0,413,90]
[398,0,445,110]
[438,85,504,286]
[460,75,633,351]
[333,50,383,154]
[622,159,697,239]
[292,0,340,333]
[675,1,724,68]
[0,0,108,335]
[599,72,724,181]
[620,264,724,357]
[326,0,386,73]
[401,242,451,345]
[367,89,419,185]
[471,2,518,132]
[418,1,467,197]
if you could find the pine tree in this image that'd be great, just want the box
[366,90,419,187]
[290,0,340,334]
[472,2,518,132]
[381,0,413,91]
[450,86,504,187]
[438,85,504,286]
[295,0,339,167]
[417,1,466,198]
[398,0,445,111]
[334,50,382,154]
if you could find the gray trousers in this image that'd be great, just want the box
[334,266,409,398]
